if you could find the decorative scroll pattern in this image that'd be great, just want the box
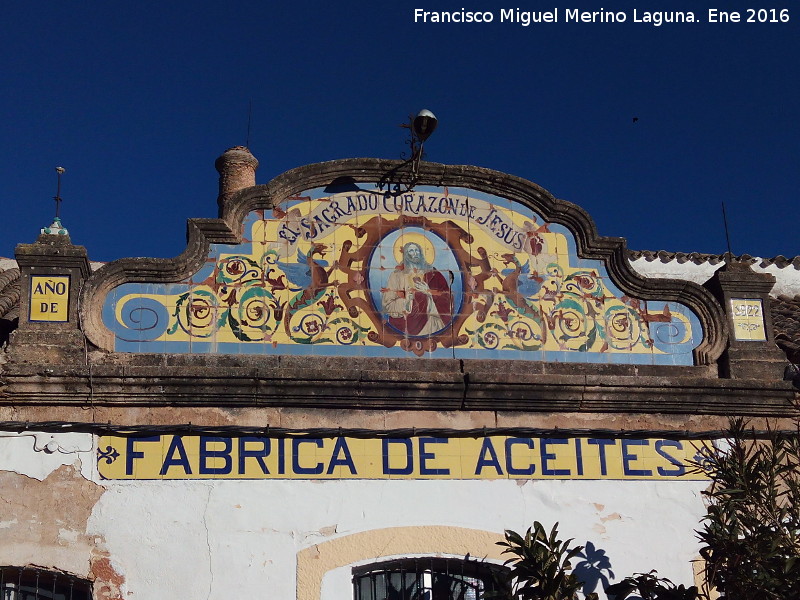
[103,185,702,364]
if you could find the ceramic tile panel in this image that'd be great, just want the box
[103,185,703,364]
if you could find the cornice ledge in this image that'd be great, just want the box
[1,367,795,416]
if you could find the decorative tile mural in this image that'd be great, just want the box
[103,185,702,364]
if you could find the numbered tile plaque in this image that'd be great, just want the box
[730,298,766,341]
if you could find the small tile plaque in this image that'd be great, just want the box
[30,275,70,322]
[730,298,766,341]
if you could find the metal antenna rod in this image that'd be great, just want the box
[54,167,65,218]
[721,201,734,261]
[246,100,253,148]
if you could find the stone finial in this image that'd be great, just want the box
[215,146,258,211]
[41,216,69,236]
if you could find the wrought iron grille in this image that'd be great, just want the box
[353,557,506,600]
[0,567,92,600]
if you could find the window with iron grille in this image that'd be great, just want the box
[353,557,506,600]
[0,567,92,600]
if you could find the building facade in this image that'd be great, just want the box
[0,147,797,599]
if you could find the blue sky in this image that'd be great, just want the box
[2,1,797,263]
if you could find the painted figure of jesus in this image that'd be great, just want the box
[381,242,453,336]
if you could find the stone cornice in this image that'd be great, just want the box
[0,356,795,416]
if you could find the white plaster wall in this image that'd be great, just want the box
[0,257,105,271]
[317,479,706,600]
[629,256,800,297]
[0,433,709,600]
[629,258,719,286]
[0,431,93,480]
[0,432,100,577]
[91,478,706,600]
[758,263,800,297]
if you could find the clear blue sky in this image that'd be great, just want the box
[2,1,797,263]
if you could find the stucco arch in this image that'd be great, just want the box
[296,525,506,600]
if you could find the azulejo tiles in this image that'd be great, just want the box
[102,185,703,364]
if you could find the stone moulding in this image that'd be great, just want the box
[80,158,727,366]
[0,360,796,415]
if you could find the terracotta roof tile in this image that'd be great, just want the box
[627,249,800,269]
[771,295,800,364]
[0,267,20,346]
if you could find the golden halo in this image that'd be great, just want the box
[393,232,436,265]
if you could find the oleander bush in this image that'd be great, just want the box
[495,418,800,600]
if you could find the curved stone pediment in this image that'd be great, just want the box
[81,159,726,366]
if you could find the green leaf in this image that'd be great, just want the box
[227,310,252,341]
